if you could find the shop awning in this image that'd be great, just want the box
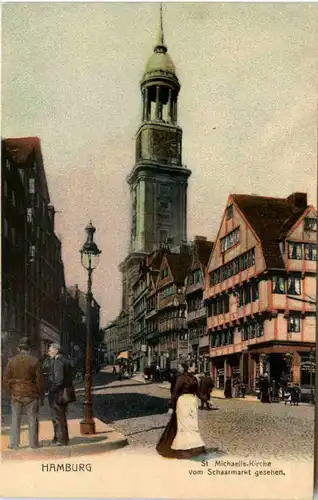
[117,351,128,360]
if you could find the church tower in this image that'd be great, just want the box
[128,5,191,253]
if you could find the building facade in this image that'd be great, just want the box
[145,247,191,370]
[2,137,66,359]
[205,192,316,390]
[186,236,213,373]
[103,320,119,365]
[67,284,101,366]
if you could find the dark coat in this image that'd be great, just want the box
[3,351,43,401]
[48,354,75,405]
[200,375,214,396]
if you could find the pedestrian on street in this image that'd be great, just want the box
[233,376,241,398]
[156,362,207,459]
[260,374,271,403]
[224,376,232,398]
[112,365,117,375]
[47,343,76,446]
[3,337,43,450]
[199,372,214,410]
[240,380,246,398]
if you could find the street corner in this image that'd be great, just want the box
[1,418,128,461]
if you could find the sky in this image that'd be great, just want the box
[2,2,318,327]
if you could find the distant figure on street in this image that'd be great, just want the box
[170,369,179,395]
[155,365,161,382]
[199,372,214,410]
[47,343,76,446]
[260,375,271,403]
[3,337,43,449]
[286,384,301,406]
[224,376,232,398]
[240,380,246,398]
[233,376,241,398]
[112,365,117,375]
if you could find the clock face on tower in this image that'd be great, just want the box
[138,127,181,163]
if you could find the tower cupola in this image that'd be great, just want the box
[141,4,180,124]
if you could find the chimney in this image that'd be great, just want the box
[47,203,55,230]
[287,193,307,209]
[194,235,207,241]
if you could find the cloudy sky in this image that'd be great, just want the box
[3,2,317,326]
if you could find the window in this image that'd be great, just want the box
[305,244,317,261]
[3,218,8,238]
[4,180,8,198]
[27,208,33,223]
[11,227,16,245]
[287,277,301,296]
[161,285,174,299]
[12,190,16,207]
[288,316,300,332]
[272,276,285,294]
[29,245,36,262]
[161,268,169,279]
[304,217,317,232]
[288,243,302,260]
[28,178,35,194]
[252,281,259,301]
[227,204,233,220]
[221,228,240,253]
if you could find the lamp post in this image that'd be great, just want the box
[80,221,101,435]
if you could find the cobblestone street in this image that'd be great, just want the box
[83,370,314,461]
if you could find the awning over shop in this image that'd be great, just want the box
[117,351,128,360]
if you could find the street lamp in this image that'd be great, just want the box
[79,221,101,435]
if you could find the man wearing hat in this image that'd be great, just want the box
[47,343,75,446]
[3,337,43,449]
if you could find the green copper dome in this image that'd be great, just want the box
[144,45,176,76]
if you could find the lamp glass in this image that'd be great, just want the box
[81,251,100,271]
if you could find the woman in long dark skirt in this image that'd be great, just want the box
[224,376,232,398]
[260,375,271,403]
[156,362,207,459]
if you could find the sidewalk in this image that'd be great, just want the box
[131,375,259,402]
[1,388,127,460]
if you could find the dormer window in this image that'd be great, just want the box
[226,204,233,220]
[304,217,317,232]
[161,268,169,279]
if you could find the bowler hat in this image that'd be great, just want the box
[18,337,30,349]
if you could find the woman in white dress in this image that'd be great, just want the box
[156,362,207,459]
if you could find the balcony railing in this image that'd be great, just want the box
[187,307,206,323]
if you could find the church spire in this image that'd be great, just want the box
[154,3,167,54]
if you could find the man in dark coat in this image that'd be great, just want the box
[47,343,75,446]
[3,337,43,449]
[199,372,214,410]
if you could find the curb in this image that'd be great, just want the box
[1,435,128,461]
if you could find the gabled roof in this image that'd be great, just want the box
[2,137,50,202]
[232,193,309,269]
[166,253,192,285]
[194,238,214,268]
